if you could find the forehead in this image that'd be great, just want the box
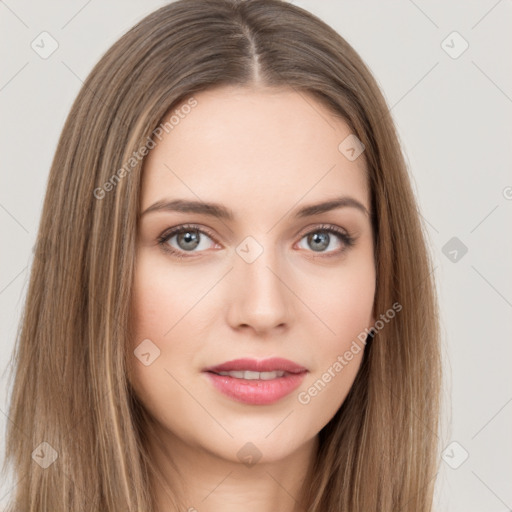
[140,85,369,216]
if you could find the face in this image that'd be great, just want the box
[128,85,376,465]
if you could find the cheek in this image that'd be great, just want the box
[130,257,178,336]
[127,259,180,392]
[295,258,374,415]
[127,261,206,433]
[129,255,210,346]
[127,253,218,387]
[305,255,376,343]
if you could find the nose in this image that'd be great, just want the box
[226,241,291,335]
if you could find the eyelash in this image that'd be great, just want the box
[157,223,356,260]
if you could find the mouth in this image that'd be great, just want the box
[202,357,308,405]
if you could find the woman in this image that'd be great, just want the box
[2,0,442,510]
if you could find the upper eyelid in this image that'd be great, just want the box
[160,224,218,243]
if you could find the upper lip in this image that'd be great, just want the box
[203,357,307,374]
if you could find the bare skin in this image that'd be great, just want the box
[128,85,376,512]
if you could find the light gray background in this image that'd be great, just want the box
[1,1,511,510]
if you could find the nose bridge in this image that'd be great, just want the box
[229,234,290,329]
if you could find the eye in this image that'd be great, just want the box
[157,223,356,259]
[157,224,218,258]
[296,224,355,257]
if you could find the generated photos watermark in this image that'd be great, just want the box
[297,301,402,405]
[93,96,198,200]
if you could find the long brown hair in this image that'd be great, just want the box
[2,0,442,510]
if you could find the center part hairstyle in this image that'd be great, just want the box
[2,0,442,510]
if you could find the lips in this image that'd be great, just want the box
[203,357,307,375]
[202,358,308,405]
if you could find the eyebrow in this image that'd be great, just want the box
[140,195,370,220]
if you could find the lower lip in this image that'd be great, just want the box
[204,371,307,405]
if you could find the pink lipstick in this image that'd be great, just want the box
[203,357,307,405]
